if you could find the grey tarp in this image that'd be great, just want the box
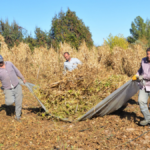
[19,79,139,122]
[78,80,139,121]
[19,79,48,112]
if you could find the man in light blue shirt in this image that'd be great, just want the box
[64,52,82,71]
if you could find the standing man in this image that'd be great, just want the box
[132,48,150,126]
[64,52,82,72]
[0,55,25,122]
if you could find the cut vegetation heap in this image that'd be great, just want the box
[34,66,130,121]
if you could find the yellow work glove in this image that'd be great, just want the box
[132,75,138,81]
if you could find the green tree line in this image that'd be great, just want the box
[105,16,150,49]
[127,16,150,47]
[0,9,93,51]
[1,10,150,51]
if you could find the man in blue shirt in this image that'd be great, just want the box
[64,52,82,72]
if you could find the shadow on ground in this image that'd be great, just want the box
[0,105,45,117]
[110,99,143,123]
[0,104,15,116]
[23,107,45,114]
[127,98,138,105]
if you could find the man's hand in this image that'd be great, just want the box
[132,75,138,81]
[23,80,26,84]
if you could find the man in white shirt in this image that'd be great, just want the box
[64,52,82,72]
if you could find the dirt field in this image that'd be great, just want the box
[0,85,149,150]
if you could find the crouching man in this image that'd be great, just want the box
[133,48,150,126]
[64,52,82,72]
[0,55,26,122]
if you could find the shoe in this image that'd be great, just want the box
[140,120,150,126]
[14,117,22,122]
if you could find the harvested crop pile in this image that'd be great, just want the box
[34,65,130,121]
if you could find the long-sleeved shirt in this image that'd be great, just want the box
[0,61,25,89]
[64,58,82,71]
[136,57,150,91]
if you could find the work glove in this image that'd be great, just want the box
[132,75,138,81]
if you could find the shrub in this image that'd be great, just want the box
[105,34,128,49]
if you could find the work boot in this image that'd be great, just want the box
[14,116,22,122]
[140,120,150,126]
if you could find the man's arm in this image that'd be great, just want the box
[136,61,143,76]
[11,62,25,82]
[75,58,82,64]
[132,59,143,81]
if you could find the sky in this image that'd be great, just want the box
[0,0,150,46]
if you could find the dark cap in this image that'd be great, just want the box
[0,55,3,62]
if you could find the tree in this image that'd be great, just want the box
[49,9,93,49]
[0,20,25,48]
[127,16,150,46]
[25,34,36,52]
[35,27,48,48]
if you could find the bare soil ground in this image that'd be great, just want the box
[0,86,150,150]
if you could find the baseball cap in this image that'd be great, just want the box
[0,55,3,62]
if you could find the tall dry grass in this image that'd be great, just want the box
[0,35,146,86]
